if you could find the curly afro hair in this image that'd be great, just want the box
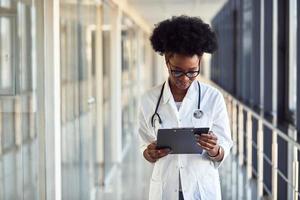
[150,15,217,56]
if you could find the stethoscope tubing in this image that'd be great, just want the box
[151,80,203,128]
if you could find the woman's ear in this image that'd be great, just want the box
[197,55,203,66]
[164,55,168,65]
[164,52,172,65]
[198,54,203,61]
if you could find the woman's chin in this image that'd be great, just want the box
[176,83,190,90]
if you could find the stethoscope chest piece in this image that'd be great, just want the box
[193,109,204,119]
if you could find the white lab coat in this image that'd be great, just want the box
[138,80,233,200]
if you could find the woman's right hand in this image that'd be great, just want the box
[143,142,172,163]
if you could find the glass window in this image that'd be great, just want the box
[0,15,15,95]
[242,0,252,103]
[60,1,99,199]
[19,4,33,92]
[121,15,140,152]
[288,0,297,120]
[0,0,43,199]
[102,1,113,183]
[121,16,132,150]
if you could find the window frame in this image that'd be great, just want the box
[0,11,17,96]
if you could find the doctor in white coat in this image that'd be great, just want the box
[138,16,233,200]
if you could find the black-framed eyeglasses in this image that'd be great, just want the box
[168,61,200,78]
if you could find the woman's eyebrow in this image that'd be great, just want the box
[174,66,199,71]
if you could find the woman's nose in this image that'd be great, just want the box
[179,74,190,82]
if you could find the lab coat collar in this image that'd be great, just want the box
[162,79,198,104]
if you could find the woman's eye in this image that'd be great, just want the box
[174,71,183,76]
[187,71,199,77]
[188,72,197,75]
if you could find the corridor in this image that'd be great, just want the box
[0,0,299,199]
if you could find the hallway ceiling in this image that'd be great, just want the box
[127,0,228,26]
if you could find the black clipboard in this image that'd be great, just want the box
[156,127,209,154]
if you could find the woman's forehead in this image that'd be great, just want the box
[168,54,200,69]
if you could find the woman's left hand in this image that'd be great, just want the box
[195,131,219,156]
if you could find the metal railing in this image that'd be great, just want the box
[226,92,299,200]
[200,77,299,200]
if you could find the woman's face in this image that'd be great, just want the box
[166,53,201,91]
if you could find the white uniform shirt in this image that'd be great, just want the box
[138,80,233,200]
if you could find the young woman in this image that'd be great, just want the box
[138,15,233,200]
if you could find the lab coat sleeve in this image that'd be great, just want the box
[138,104,156,156]
[208,92,233,168]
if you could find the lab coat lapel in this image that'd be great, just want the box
[162,80,179,120]
[178,80,198,118]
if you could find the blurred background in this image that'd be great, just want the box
[0,0,299,199]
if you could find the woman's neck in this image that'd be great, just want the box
[169,80,187,102]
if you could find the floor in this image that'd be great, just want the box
[96,135,153,200]
[219,154,259,200]
[96,136,259,200]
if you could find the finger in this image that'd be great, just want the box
[198,144,213,151]
[199,141,216,148]
[147,151,155,159]
[149,148,171,159]
[196,139,217,147]
[148,150,158,159]
[157,150,172,158]
[209,132,218,140]
[196,142,211,151]
[198,140,216,150]
[199,135,216,140]
[199,134,211,140]
[201,134,217,140]
[148,142,157,150]
[196,141,206,149]
[195,132,208,136]
[198,136,217,145]
[160,148,172,153]
[199,138,217,146]
[157,153,168,159]
[200,134,217,142]
[145,150,157,161]
[158,148,172,155]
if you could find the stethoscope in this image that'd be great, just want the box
[151,81,203,128]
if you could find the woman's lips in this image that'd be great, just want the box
[176,81,191,89]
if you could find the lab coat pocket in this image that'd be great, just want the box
[149,179,162,200]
